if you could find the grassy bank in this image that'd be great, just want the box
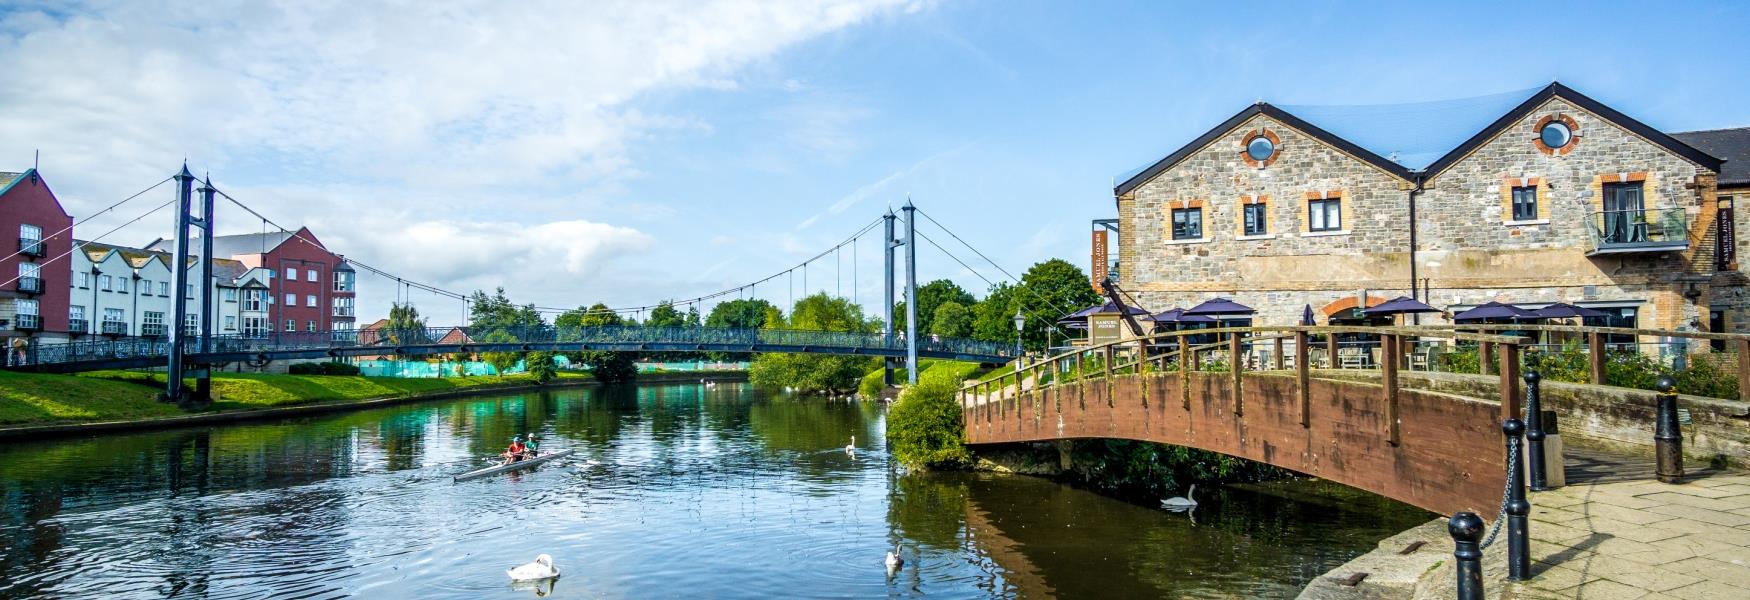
[0,369,592,427]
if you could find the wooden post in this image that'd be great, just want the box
[1273,336,1285,370]
[1499,342,1522,422]
[1382,334,1400,445]
[1737,338,1750,404]
[1479,341,1495,376]
[1229,333,1244,416]
[1179,335,1191,410]
[1325,332,1339,368]
[1103,344,1114,381]
[1589,331,1606,385]
[1295,330,1311,428]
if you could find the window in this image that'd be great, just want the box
[225,316,237,331]
[103,308,124,322]
[159,281,169,296]
[1511,186,1538,221]
[243,316,268,337]
[16,299,38,316]
[1243,203,1268,236]
[244,289,264,311]
[100,275,113,291]
[141,279,153,295]
[1540,121,1572,149]
[116,277,127,293]
[142,311,166,337]
[306,320,317,332]
[19,224,41,242]
[224,288,238,302]
[285,319,296,332]
[185,283,194,299]
[76,272,88,288]
[69,305,84,321]
[334,270,355,292]
[1600,181,1646,244]
[306,294,317,307]
[307,270,317,283]
[285,293,297,306]
[15,299,38,329]
[333,297,354,317]
[1171,207,1203,240]
[1583,307,1638,349]
[286,267,298,280]
[184,313,199,336]
[1246,136,1275,162]
[19,261,40,280]
[1309,198,1342,232]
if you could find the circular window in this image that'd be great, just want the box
[1540,121,1573,149]
[1246,136,1276,162]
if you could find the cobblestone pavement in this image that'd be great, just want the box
[1510,450,1750,599]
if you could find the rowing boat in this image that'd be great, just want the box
[452,449,576,482]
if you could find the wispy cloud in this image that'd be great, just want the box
[794,141,974,230]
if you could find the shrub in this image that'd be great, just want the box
[525,351,556,384]
[887,373,972,469]
[288,362,359,376]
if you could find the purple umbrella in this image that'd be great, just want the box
[1056,301,1150,328]
[1149,308,1217,324]
[1452,301,1540,322]
[1184,297,1255,316]
[1363,296,1440,315]
[1534,303,1609,319]
[1301,304,1317,326]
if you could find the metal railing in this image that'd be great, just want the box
[15,324,1015,368]
[17,237,44,257]
[15,276,42,294]
[67,318,88,334]
[13,314,41,331]
[1586,207,1687,253]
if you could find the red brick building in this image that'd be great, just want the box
[1,169,73,352]
[149,227,356,336]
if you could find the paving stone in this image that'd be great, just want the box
[1587,492,1680,512]
[1558,578,1654,599]
[1662,580,1750,600]
[1647,484,1750,499]
[1659,556,1750,583]
[1532,506,1595,526]
[1640,492,1750,512]
[1647,504,1750,527]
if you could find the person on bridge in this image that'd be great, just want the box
[501,435,528,463]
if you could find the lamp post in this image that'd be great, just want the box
[1012,309,1026,369]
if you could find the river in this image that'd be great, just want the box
[0,382,1429,598]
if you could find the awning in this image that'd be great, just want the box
[1534,303,1610,319]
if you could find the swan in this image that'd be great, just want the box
[846,436,856,453]
[1161,484,1198,509]
[885,544,904,570]
[507,554,560,580]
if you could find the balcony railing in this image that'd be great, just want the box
[18,238,44,257]
[101,321,129,336]
[1586,207,1689,255]
[333,307,354,317]
[14,314,41,331]
[16,276,43,295]
[68,318,88,334]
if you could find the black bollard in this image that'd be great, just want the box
[1449,511,1484,600]
[1654,375,1683,484]
[1524,371,1547,491]
[1504,418,1531,581]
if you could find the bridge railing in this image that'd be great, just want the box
[17,325,1014,368]
[964,325,1536,434]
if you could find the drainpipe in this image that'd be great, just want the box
[1407,173,1426,324]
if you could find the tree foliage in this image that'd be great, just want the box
[525,351,557,384]
[930,301,972,338]
[886,365,973,468]
[893,279,975,339]
[1011,259,1100,351]
[468,287,543,330]
[556,302,636,384]
[479,330,521,374]
[705,299,776,329]
[384,302,430,345]
[748,293,875,393]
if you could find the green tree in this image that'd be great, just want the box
[1015,259,1101,351]
[886,367,972,468]
[930,301,972,338]
[479,330,521,374]
[705,299,775,329]
[892,279,974,338]
[556,302,636,383]
[748,293,876,393]
[588,351,638,384]
[645,301,688,328]
[970,281,1019,343]
[384,302,429,345]
[525,350,557,383]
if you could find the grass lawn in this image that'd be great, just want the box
[0,369,591,427]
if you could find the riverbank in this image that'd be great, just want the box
[0,369,747,439]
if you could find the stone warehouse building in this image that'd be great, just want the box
[1112,82,1745,336]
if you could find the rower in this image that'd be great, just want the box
[502,435,528,463]
[525,434,541,457]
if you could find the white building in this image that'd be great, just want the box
[68,240,275,340]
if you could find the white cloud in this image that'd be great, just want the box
[0,0,923,323]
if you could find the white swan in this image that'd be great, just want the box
[885,544,904,570]
[846,436,856,453]
[1161,484,1198,509]
[507,554,560,580]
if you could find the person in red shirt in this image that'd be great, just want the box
[501,435,528,463]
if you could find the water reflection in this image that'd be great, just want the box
[0,382,1427,598]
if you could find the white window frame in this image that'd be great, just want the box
[285,267,297,280]
[19,224,42,242]
[225,315,237,331]
[15,298,38,316]
[285,293,296,306]
[307,270,318,283]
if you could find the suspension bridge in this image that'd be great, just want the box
[2,166,1052,387]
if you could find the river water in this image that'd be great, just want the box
[0,382,1429,599]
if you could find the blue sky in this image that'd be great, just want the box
[3,1,1748,324]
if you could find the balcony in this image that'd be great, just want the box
[1586,208,1689,256]
[14,314,41,331]
[16,276,43,295]
[18,238,44,257]
[333,307,355,317]
[68,318,88,334]
[101,321,129,336]
[141,324,166,338]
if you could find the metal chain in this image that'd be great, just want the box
[1480,434,1520,550]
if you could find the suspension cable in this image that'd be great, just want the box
[0,196,179,289]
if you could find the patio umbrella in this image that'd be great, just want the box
[1184,297,1255,316]
[1363,296,1440,315]
[1056,301,1150,329]
[1534,303,1609,319]
[1452,301,1540,322]
[1149,308,1217,325]
[1301,304,1317,326]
